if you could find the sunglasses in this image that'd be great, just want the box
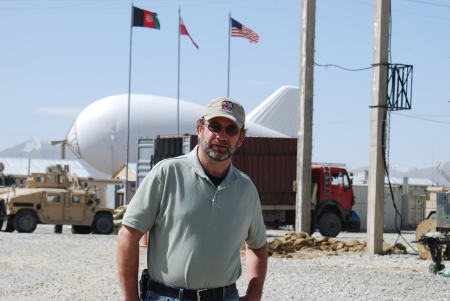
[206,121,239,136]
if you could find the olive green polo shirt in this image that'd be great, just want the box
[122,146,267,289]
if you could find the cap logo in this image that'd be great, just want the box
[221,101,233,112]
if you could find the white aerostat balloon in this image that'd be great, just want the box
[66,88,298,175]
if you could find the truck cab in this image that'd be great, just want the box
[312,165,359,237]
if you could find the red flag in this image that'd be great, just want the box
[180,17,199,49]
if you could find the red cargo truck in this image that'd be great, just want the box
[138,135,360,237]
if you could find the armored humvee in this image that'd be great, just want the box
[0,165,114,234]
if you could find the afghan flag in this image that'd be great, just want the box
[133,6,160,29]
[180,16,199,49]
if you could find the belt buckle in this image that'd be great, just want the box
[196,288,208,301]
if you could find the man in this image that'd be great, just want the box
[118,97,268,301]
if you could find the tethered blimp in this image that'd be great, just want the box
[66,86,299,175]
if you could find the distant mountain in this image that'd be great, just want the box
[1,139,449,186]
[0,139,108,179]
[0,139,78,160]
[391,161,450,186]
[351,161,450,187]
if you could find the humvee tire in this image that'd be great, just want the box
[0,200,5,230]
[5,218,15,232]
[72,225,92,234]
[54,224,63,234]
[14,210,38,233]
[92,212,113,235]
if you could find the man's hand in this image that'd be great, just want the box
[242,243,268,301]
[117,225,145,301]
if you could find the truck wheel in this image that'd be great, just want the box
[318,212,341,238]
[349,220,361,232]
[71,225,92,234]
[309,219,315,236]
[54,224,63,234]
[0,200,5,230]
[272,220,280,230]
[5,218,15,232]
[92,213,113,235]
[14,210,38,233]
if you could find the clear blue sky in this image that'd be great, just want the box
[0,0,449,169]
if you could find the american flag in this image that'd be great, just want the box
[230,18,259,43]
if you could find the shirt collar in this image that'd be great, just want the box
[188,145,238,186]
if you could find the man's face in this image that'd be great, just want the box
[197,117,245,162]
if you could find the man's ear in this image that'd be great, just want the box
[236,130,246,148]
[196,122,203,135]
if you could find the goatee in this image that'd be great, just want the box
[200,140,232,162]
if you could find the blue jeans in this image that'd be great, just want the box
[144,288,240,301]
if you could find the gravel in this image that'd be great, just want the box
[1,225,449,301]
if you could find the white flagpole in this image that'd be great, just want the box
[227,12,231,97]
[125,1,134,205]
[177,6,181,134]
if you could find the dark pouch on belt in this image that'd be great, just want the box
[139,268,149,300]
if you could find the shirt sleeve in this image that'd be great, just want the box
[245,188,267,249]
[122,164,164,233]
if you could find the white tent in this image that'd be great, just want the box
[247,86,299,137]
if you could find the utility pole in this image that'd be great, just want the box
[295,0,315,233]
[367,0,390,254]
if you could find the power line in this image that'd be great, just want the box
[0,0,251,11]
[314,62,373,72]
[0,0,123,1]
[406,0,450,9]
[354,0,450,21]
[402,113,450,118]
[0,1,123,10]
[393,112,450,125]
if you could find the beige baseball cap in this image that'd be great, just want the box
[203,97,245,129]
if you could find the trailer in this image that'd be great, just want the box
[136,135,360,237]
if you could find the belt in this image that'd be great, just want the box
[148,279,236,301]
